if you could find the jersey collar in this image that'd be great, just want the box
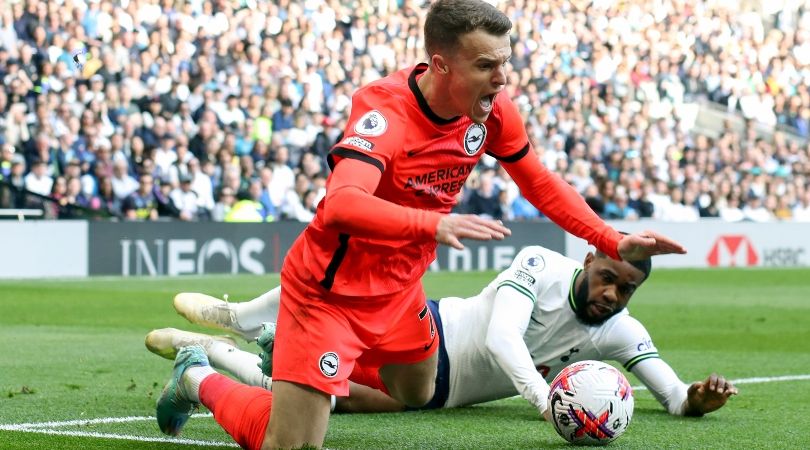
[567,267,582,312]
[408,63,461,126]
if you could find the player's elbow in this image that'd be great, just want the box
[323,186,367,230]
[322,189,352,229]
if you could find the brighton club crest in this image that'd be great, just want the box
[463,123,487,156]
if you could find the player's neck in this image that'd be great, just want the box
[416,69,458,120]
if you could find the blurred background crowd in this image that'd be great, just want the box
[2,0,810,223]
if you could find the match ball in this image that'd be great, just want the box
[548,360,634,445]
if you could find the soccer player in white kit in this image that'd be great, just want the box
[147,246,736,418]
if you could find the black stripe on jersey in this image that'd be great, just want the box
[418,305,428,320]
[408,64,460,126]
[567,268,582,312]
[320,233,351,291]
[623,352,660,371]
[497,280,537,303]
[486,143,529,163]
[329,147,384,173]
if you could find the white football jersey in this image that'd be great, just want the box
[439,246,660,409]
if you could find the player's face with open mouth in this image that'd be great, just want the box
[445,30,510,123]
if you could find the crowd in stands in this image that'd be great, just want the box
[2,0,810,223]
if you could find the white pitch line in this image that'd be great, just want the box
[631,373,810,392]
[2,428,237,447]
[0,413,212,429]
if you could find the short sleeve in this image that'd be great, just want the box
[329,85,407,173]
[494,246,551,303]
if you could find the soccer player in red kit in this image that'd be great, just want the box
[155,0,686,448]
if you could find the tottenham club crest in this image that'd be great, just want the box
[354,110,387,136]
[319,352,339,378]
[463,123,487,156]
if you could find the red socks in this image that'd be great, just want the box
[199,373,272,450]
[349,363,390,395]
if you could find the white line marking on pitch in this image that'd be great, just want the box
[1,374,809,446]
[631,373,810,392]
[0,428,238,447]
[0,414,206,429]
[0,413,235,447]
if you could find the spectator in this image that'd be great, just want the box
[122,174,159,221]
[267,145,295,209]
[110,158,138,201]
[271,98,295,133]
[211,186,236,222]
[23,159,53,196]
[94,175,122,218]
[604,187,639,221]
[466,169,503,220]
[742,194,773,222]
[169,175,200,221]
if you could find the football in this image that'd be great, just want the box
[548,360,634,445]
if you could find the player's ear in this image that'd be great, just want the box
[583,252,595,268]
[431,55,449,74]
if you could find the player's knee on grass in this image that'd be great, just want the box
[397,382,435,408]
[379,362,437,408]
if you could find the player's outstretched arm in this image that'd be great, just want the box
[617,230,687,261]
[484,258,549,417]
[325,158,510,245]
[683,374,738,417]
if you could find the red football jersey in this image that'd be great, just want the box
[284,64,530,296]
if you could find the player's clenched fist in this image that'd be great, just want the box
[435,214,512,249]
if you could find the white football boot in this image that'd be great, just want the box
[145,328,238,360]
[173,293,252,339]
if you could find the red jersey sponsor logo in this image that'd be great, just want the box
[403,163,475,198]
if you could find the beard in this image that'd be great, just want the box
[573,273,625,326]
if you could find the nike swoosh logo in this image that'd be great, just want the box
[424,334,437,351]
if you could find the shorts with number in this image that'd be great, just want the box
[272,269,439,397]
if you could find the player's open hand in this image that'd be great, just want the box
[436,214,511,250]
[617,230,687,261]
[685,373,738,416]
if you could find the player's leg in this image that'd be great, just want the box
[335,382,406,413]
[366,286,441,408]
[259,276,366,448]
[173,286,281,340]
[146,328,271,390]
[256,321,404,414]
[379,351,438,407]
[263,380,331,449]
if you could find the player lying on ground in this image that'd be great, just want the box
[147,245,737,418]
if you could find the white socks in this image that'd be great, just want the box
[231,289,281,340]
[206,341,272,391]
[182,365,216,403]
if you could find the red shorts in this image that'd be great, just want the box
[272,270,439,397]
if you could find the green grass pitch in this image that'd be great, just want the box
[0,268,808,449]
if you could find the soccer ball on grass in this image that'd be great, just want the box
[548,360,634,445]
